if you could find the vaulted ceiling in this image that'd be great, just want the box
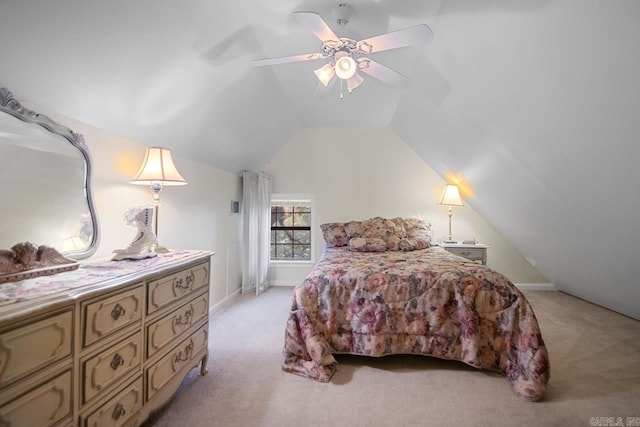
[1,0,639,319]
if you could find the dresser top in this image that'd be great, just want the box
[0,249,213,318]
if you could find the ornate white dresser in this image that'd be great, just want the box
[0,249,212,427]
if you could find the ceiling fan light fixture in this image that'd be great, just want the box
[346,72,363,92]
[255,11,434,98]
[334,51,357,80]
[314,63,335,87]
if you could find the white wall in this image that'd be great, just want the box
[391,0,640,319]
[264,127,547,286]
[41,108,243,310]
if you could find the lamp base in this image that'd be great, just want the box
[443,240,458,244]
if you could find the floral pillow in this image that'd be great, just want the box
[399,218,432,251]
[345,217,405,251]
[320,222,348,247]
[343,220,366,238]
[399,237,430,251]
[402,217,432,242]
[386,217,407,251]
[348,237,387,252]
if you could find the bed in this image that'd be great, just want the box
[282,217,550,401]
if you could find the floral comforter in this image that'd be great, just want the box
[282,246,549,400]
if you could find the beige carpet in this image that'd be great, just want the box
[144,287,640,427]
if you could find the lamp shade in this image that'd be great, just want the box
[346,72,364,92]
[334,51,357,80]
[130,147,187,186]
[314,63,335,87]
[439,184,464,206]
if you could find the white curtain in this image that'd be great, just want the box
[241,171,272,295]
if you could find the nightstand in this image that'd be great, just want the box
[440,243,489,265]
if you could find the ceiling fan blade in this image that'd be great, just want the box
[293,12,339,42]
[252,53,323,66]
[359,60,408,87]
[359,24,433,53]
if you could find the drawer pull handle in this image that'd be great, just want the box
[111,303,126,320]
[175,278,189,290]
[174,308,193,326]
[461,251,472,256]
[112,403,126,420]
[186,273,194,286]
[110,353,125,370]
[174,342,193,364]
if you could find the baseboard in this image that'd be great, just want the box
[515,282,557,291]
[269,280,299,287]
[210,287,242,315]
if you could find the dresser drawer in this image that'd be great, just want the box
[0,369,72,427]
[146,292,209,358]
[147,262,209,314]
[82,285,143,348]
[0,310,72,387]
[146,325,208,400]
[83,376,143,427]
[82,332,142,404]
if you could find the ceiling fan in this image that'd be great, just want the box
[252,4,433,97]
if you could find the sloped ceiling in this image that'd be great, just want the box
[1,0,639,318]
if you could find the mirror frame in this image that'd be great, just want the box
[0,87,99,259]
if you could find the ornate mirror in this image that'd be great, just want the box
[0,87,99,259]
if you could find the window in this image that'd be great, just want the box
[270,200,312,261]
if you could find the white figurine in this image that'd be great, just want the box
[112,206,158,260]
